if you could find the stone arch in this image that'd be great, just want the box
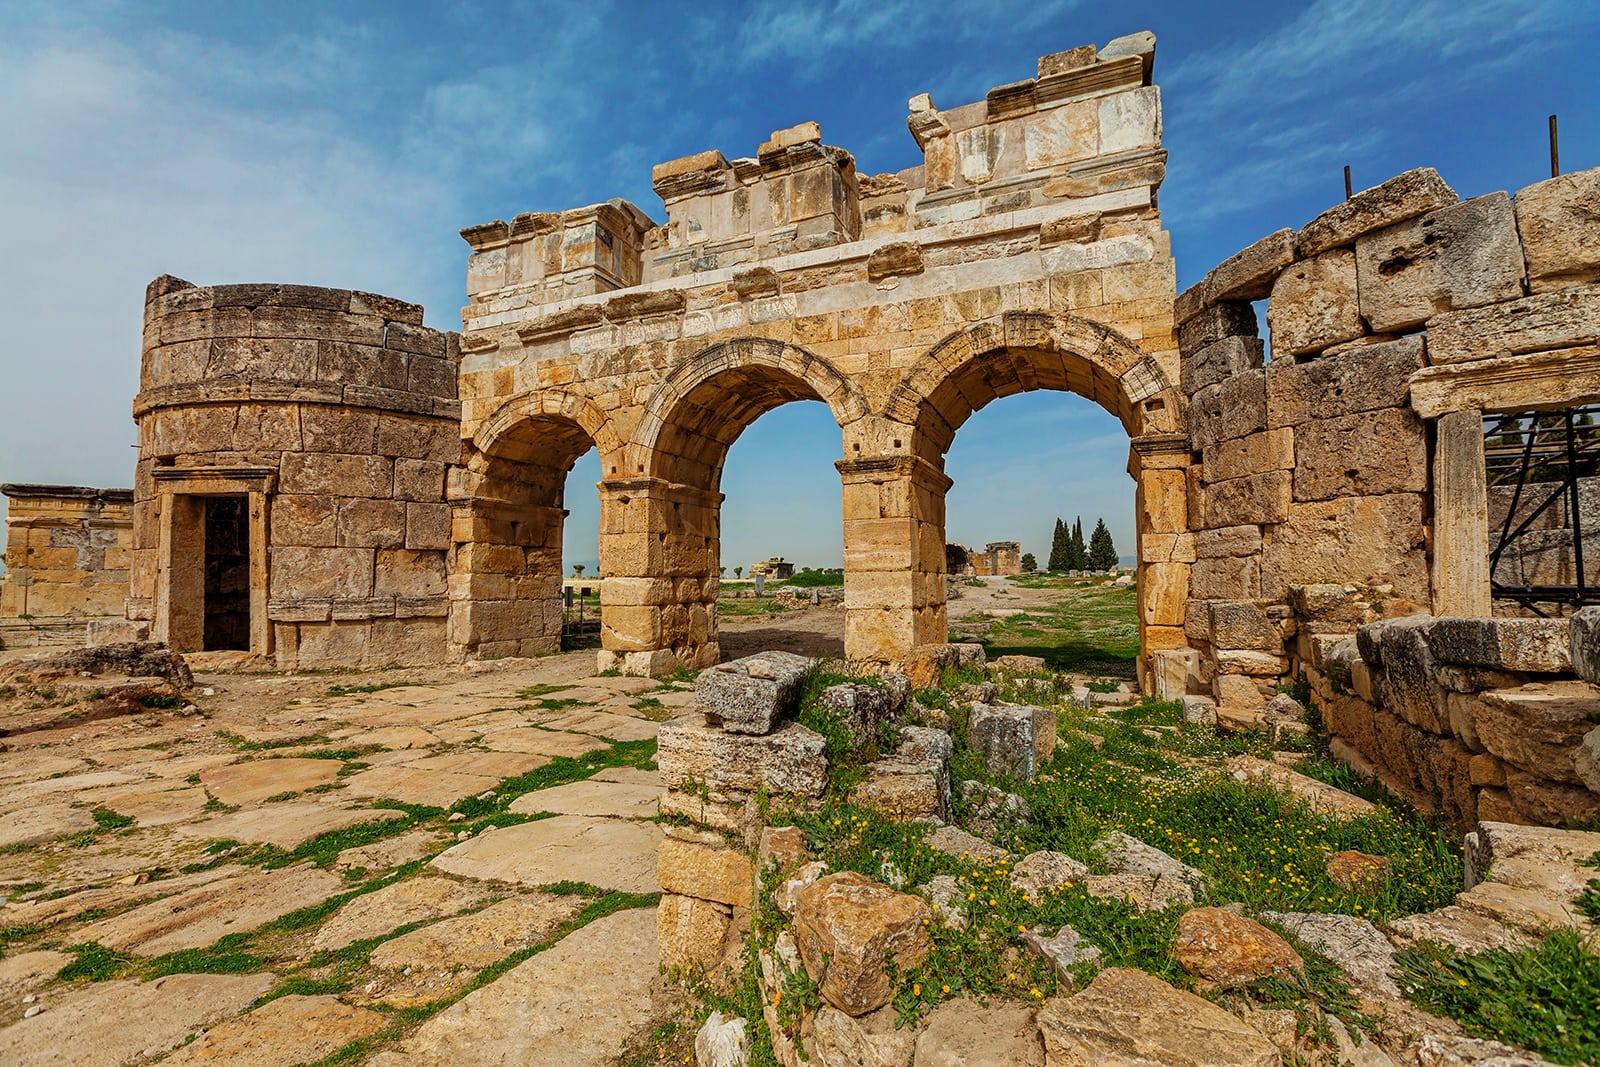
[449,389,620,660]
[883,311,1183,463]
[857,310,1190,684]
[633,336,869,487]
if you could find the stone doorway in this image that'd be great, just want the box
[201,495,251,651]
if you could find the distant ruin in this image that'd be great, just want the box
[946,541,1022,576]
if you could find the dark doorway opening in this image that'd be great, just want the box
[203,495,251,650]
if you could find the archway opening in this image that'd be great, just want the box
[451,411,597,659]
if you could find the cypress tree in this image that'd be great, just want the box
[1048,517,1066,571]
[1087,518,1119,571]
[1066,517,1086,570]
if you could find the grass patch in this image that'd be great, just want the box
[1397,931,1600,1064]
[516,683,572,699]
[91,808,135,831]
[978,584,1140,677]
[57,941,133,981]
[717,597,792,617]
[139,694,182,709]
[326,682,415,697]
[217,730,328,752]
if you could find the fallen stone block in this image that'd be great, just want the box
[1036,966,1280,1067]
[1094,831,1206,891]
[913,995,1045,1066]
[1173,907,1303,990]
[1259,911,1399,1001]
[1083,872,1194,912]
[1022,924,1101,986]
[1223,755,1376,819]
[695,651,812,735]
[817,681,900,744]
[792,871,931,1016]
[1010,851,1089,896]
[968,702,1056,782]
[695,1011,749,1067]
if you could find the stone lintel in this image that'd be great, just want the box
[1034,54,1144,107]
[1129,433,1190,469]
[599,477,725,508]
[151,466,277,494]
[1409,344,1600,418]
[835,455,953,494]
[1,484,134,503]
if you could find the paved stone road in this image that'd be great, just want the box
[0,648,687,1065]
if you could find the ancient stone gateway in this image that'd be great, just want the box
[451,36,1184,675]
[117,35,1187,677]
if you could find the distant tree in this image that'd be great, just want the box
[1066,517,1087,570]
[1087,518,1118,571]
[734,566,743,579]
[572,563,585,578]
[1020,552,1037,572]
[1047,518,1067,571]
[719,566,727,577]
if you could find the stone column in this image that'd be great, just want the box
[597,477,721,676]
[838,456,953,665]
[1432,409,1491,616]
[1131,434,1194,691]
[446,498,567,661]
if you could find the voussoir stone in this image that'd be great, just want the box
[696,651,811,734]
[792,871,932,1016]
[1037,966,1280,1067]
[1173,907,1304,989]
[656,718,827,797]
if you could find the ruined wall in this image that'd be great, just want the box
[131,278,460,667]
[0,485,133,619]
[1158,164,1600,717]
[455,32,1189,677]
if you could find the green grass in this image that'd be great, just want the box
[777,569,844,588]
[217,730,328,752]
[91,808,134,831]
[516,683,572,699]
[717,597,791,617]
[976,584,1140,677]
[326,682,415,697]
[139,694,182,709]
[1396,931,1600,1064]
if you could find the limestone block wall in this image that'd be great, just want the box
[1166,164,1600,720]
[1311,612,1600,829]
[453,32,1189,677]
[0,485,133,618]
[131,277,461,667]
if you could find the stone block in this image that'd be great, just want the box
[1267,249,1362,359]
[1472,682,1600,785]
[817,682,900,745]
[1375,615,1449,736]
[1195,524,1261,559]
[1297,167,1458,257]
[658,893,732,972]
[1173,907,1303,990]
[1214,672,1265,709]
[1514,166,1600,292]
[695,651,811,735]
[1355,192,1526,333]
[967,702,1055,783]
[1189,369,1266,450]
[1189,555,1260,600]
[1264,335,1424,428]
[1202,469,1290,527]
[1428,618,1572,673]
[269,546,374,599]
[1426,285,1600,365]
[1177,301,1257,359]
[336,498,407,548]
[1571,607,1600,685]
[1180,335,1263,397]
[1217,650,1287,676]
[656,719,827,798]
[1291,408,1426,502]
[1207,601,1278,651]
[1259,494,1428,604]
[1150,648,1202,699]
[793,871,931,1017]
[1202,428,1293,484]
[658,830,754,908]
[1205,228,1297,303]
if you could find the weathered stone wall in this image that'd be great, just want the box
[1163,164,1600,720]
[455,32,1189,677]
[130,278,460,667]
[1309,611,1600,829]
[0,484,133,619]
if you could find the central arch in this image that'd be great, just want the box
[595,338,868,674]
[853,311,1190,681]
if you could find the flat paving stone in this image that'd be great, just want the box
[0,754,85,782]
[0,950,71,1006]
[404,750,551,779]
[334,725,441,749]
[80,865,346,955]
[124,753,239,780]
[0,972,274,1067]
[82,785,210,827]
[542,709,660,741]
[311,875,492,951]
[0,770,143,809]
[508,780,661,820]
[0,802,95,848]
[160,994,385,1066]
[590,766,661,786]
[431,815,662,894]
[335,828,450,872]
[341,765,501,809]
[176,802,405,849]
[0,868,243,931]
[365,906,658,1067]
[199,759,342,806]
[364,893,584,1006]
[478,728,607,758]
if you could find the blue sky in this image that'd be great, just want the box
[0,0,1595,573]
